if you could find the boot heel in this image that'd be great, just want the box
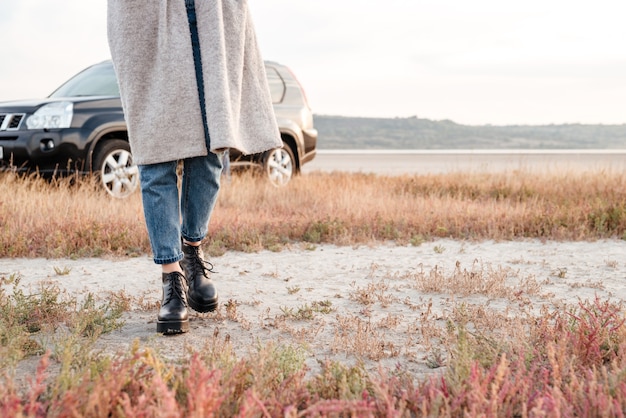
[157,319,189,334]
[188,294,218,313]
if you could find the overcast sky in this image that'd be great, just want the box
[1,0,624,125]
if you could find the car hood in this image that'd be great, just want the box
[0,96,120,113]
[0,98,51,113]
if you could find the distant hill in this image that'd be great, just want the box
[313,115,626,149]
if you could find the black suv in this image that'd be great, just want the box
[0,60,317,197]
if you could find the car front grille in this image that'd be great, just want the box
[0,113,26,131]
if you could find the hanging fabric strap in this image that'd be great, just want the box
[185,0,211,150]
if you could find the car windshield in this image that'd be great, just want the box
[49,62,120,98]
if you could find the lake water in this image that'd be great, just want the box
[303,149,626,175]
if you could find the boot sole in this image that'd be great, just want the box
[188,294,218,313]
[157,319,189,334]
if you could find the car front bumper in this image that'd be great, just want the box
[0,128,90,173]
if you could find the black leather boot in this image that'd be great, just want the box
[156,271,189,334]
[180,242,218,312]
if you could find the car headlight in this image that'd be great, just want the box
[26,101,74,130]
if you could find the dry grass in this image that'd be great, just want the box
[411,260,543,300]
[0,173,148,258]
[0,274,126,371]
[2,168,625,258]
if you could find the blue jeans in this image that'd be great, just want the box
[138,153,223,264]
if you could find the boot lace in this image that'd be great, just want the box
[187,247,215,281]
[165,272,188,306]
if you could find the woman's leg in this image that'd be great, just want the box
[138,160,189,334]
[179,152,223,312]
[180,152,223,243]
[138,160,185,267]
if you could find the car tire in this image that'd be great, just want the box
[93,139,139,198]
[262,145,295,186]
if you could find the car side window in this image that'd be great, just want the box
[266,67,285,104]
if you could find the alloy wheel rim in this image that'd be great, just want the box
[267,149,293,186]
[101,149,139,198]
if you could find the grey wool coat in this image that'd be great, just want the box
[107,0,282,165]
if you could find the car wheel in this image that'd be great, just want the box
[93,139,139,198]
[263,145,295,186]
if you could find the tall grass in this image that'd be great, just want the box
[1,169,625,258]
[0,173,148,258]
